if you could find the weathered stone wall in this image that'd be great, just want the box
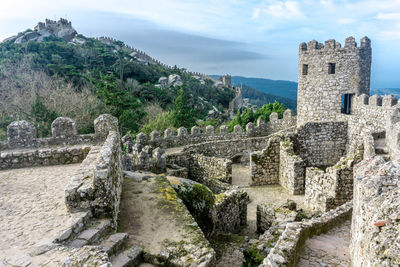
[296,121,347,167]
[261,202,352,267]
[345,94,394,153]
[297,37,371,125]
[250,136,281,185]
[189,153,232,184]
[0,115,111,151]
[279,140,305,195]
[130,110,296,151]
[305,156,355,212]
[351,157,400,267]
[215,189,249,233]
[65,129,123,228]
[166,151,232,184]
[0,145,91,170]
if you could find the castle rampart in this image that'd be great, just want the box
[128,109,296,153]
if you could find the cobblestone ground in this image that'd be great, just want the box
[297,220,351,267]
[0,164,86,266]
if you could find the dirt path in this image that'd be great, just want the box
[297,220,351,267]
[0,164,87,266]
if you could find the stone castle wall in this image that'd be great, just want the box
[215,189,249,233]
[0,117,109,151]
[130,109,296,151]
[305,156,356,212]
[189,153,232,184]
[351,157,400,266]
[0,145,90,170]
[0,115,117,170]
[297,37,371,125]
[250,136,281,185]
[65,130,123,228]
[296,121,348,167]
[166,152,232,185]
[279,139,305,195]
[261,202,352,267]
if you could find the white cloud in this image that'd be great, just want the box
[263,1,304,19]
[252,8,261,19]
[376,12,400,20]
[337,18,355,24]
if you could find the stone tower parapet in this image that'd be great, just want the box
[297,36,372,125]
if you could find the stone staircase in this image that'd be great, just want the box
[64,218,149,267]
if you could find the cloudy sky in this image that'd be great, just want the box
[1,0,400,88]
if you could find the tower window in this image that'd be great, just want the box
[341,94,353,114]
[328,63,336,74]
[302,64,308,75]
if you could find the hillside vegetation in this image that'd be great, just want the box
[0,34,234,139]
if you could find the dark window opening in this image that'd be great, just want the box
[328,63,336,74]
[341,94,352,114]
[302,64,308,75]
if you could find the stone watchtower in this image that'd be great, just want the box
[296,36,371,125]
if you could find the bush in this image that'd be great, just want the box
[228,101,287,131]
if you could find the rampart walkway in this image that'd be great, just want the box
[0,164,87,266]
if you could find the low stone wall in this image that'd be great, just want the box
[65,131,123,228]
[249,136,281,185]
[279,140,305,195]
[351,157,400,266]
[304,156,355,212]
[0,145,91,170]
[261,201,352,267]
[0,115,116,151]
[189,153,232,184]
[296,121,348,167]
[128,110,296,152]
[215,189,249,233]
[166,152,232,185]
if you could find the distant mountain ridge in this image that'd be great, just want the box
[229,76,298,100]
[214,75,400,102]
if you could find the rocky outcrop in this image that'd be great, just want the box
[4,18,77,44]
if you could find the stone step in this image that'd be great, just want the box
[68,219,111,248]
[110,246,143,267]
[100,232,129,256]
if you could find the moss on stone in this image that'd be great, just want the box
[243,245,264,267]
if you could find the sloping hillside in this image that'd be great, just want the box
[0,19,235,138]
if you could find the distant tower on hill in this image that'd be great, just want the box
[296,36,372,125]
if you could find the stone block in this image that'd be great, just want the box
[51,117,77,138]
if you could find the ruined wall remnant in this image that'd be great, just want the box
[305,156,355,212]
[250,136,281,185]
[279,140,305,195]
[215,189,249,233]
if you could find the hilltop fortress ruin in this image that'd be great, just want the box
[0,36,399,266]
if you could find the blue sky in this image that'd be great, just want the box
[1,0,400,88]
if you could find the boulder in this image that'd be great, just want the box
[168,74,183,87]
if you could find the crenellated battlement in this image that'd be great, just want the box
[299,36,371,54]
[0,114,118,152]
[354,94,399,108]
[126,109,296,152]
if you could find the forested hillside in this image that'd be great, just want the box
[0,33,234,139]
